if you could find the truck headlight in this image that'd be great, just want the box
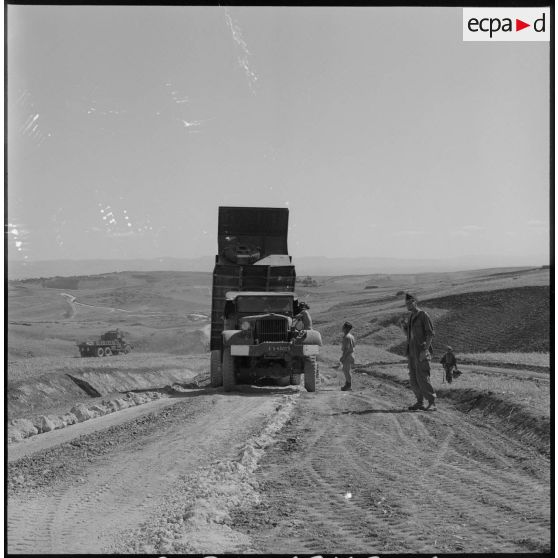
[241,321,250,331]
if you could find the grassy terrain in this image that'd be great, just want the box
[421,286,550,354]
[8,271,212,359]
[8,266,549,361]
[298,268,548,348]
[7,266,550,426]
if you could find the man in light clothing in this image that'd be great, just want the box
[340,321,356,391]
[404,293,436,411]
[294,301,313,329]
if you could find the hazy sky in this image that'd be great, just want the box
[7,6,550,264]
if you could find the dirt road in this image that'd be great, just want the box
[7,366,550,554]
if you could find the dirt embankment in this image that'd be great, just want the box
[7,355,209,444]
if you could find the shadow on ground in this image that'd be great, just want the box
[332,408,411,416]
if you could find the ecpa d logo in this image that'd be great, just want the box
[463,8,550,42]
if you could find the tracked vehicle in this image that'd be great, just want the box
[209,207,321,391]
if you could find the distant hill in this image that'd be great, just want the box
[7,267,549,359]
[7,257,214,280]
[7,254,548,280]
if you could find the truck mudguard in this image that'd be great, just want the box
[300,330,323,346]
[222,330,250,346]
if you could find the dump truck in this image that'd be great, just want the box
[209,206,322,392]
[77,329,132,357]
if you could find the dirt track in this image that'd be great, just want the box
[231,371,550,553]
[7,366,550,554]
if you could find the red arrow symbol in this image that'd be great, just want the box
[516,19,530,31]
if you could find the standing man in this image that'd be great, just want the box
[404,293,436,411]
[340,321,356,391]
[440,345,458,384]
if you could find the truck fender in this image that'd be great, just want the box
[222,330,248,346]
[302,330,322,346]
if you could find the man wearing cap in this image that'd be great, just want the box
[404,293,437,411]
[294,302,313,329]
[440,346,458,383]
[340,321,356,391]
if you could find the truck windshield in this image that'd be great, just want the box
[236,296,292,314]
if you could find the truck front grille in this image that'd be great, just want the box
[255,319,289,343]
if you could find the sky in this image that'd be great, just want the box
[7,6,550,266]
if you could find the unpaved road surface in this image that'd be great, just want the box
[8,367,550,554]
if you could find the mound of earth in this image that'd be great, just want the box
[8,366,206,422]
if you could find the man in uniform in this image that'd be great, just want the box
[404,293,436,411]
[340,321,356,391]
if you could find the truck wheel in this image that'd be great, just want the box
[210,349,222,387]
[123,345,132,354]
[96,347,105,357]
[104,347,112,356]
[304,357,318,392]
[289,373,302,386]
[222,347,236,392]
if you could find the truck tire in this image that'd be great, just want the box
[290,373,302,386]
[304,357,318,392]
[123,345,132,354]
[104,347,112,356]
[96,347,105,357]
[222,347,236,392]
[210,349,222,387]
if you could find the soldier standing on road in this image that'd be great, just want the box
[440,345,458,384]
[294,301,313,329]
[340,321,356,391]
[404,293,437,411]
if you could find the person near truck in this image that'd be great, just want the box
[340,321,356,391]
[440,346,459,383]
[404,293,437,411]
[294,301,313,329]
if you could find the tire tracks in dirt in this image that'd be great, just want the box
[7,391,297,554]
[230,370,550,554]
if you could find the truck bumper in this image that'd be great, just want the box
[230,342,319,358]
